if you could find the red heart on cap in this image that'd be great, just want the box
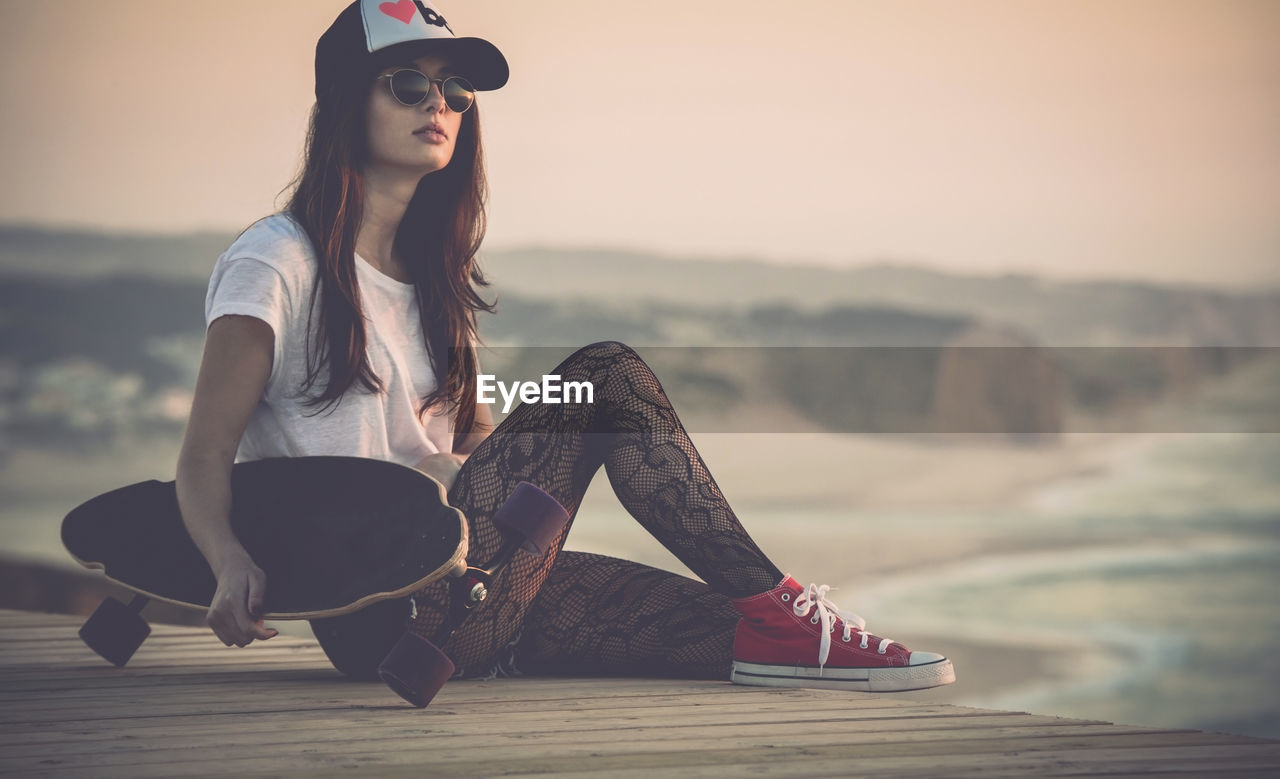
[379,0,417,25]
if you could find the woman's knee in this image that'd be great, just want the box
[558,340,656,386]
[567,340,641,367]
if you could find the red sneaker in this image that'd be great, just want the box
[729,575,955,692]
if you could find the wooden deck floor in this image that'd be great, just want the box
[2,609,1278,777]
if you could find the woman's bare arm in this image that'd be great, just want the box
[176,315,271,569]
[175,314,278,644]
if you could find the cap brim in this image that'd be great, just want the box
[375,37,509,91]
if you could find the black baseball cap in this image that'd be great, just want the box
[315,0,509,99]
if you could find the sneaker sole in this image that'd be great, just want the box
[730,657,956,692]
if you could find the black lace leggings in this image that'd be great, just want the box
[309,341,784,680]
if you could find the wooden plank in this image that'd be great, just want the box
[3,726,1257,767]
[9,736,1280,777]
[0,715,1139,750]
[2,709,1022,745]
[0,642,330,661]
[0,666,335,690]
[0,645,311,665]
[0,638,225,654]
[0,719,1202,760]
[0,664,784,691]
[0,642,319,660]
[0,671,777,699]
[0,621,245,641]
[0,719,1244,760]
[0,681,918,711]
[0,715,1060,741]
[0,656,337,679]
[0,667,909,698]
[0,618,208,634]
[0,629,216,644]
[0,672,747,696]
[0,677,782,711]
[0,610,202,633]
[0,653,317,671]
[0,608,84,619]
[3,609,1277,778]
[1,676,870,709]
[0,644,335,670]
[524,744,1280,779]
[0,609,102,624]
[0,633,313,650]
[0,691,937,734]
[0,656,326,676]
[3,691,943,719]
[0,665,906,703]
[4,698,1009,727]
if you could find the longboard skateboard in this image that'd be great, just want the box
[62,455,570,707]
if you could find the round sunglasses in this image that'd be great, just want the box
[377,69,476,113]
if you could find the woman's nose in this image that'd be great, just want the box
[422,81,446,111]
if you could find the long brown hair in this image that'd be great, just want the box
[283,54,495,442]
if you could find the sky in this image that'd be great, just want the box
[1,0,1277,289]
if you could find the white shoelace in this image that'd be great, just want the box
[793,583,896,674]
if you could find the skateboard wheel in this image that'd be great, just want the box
[79,597,151,667]
[378,632,455,708]
[490,481,570,554]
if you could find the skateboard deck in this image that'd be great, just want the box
[61,456,466,620]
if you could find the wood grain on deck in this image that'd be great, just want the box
[1,609,1277,777]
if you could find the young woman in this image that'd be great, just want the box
[175,0,955,692]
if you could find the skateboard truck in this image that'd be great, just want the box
[376,481,569,708]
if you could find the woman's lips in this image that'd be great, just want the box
[415,130,447,143]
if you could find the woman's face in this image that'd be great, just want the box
[365,53,466,176]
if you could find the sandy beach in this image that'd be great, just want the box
[567,428,1165,581]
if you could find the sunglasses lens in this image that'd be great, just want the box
[443,77,475,113]
[386,71,475,112]
[389,70,431,105]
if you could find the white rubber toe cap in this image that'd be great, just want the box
[908,651,946,666]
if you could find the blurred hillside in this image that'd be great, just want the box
[1,227,1277,451]
[483,249,1280,348]
[5,225,1279,346]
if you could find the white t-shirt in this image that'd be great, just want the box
[204,212,454,466]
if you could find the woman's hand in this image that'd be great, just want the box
[413,452,465,493]
[207,554,279,648]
